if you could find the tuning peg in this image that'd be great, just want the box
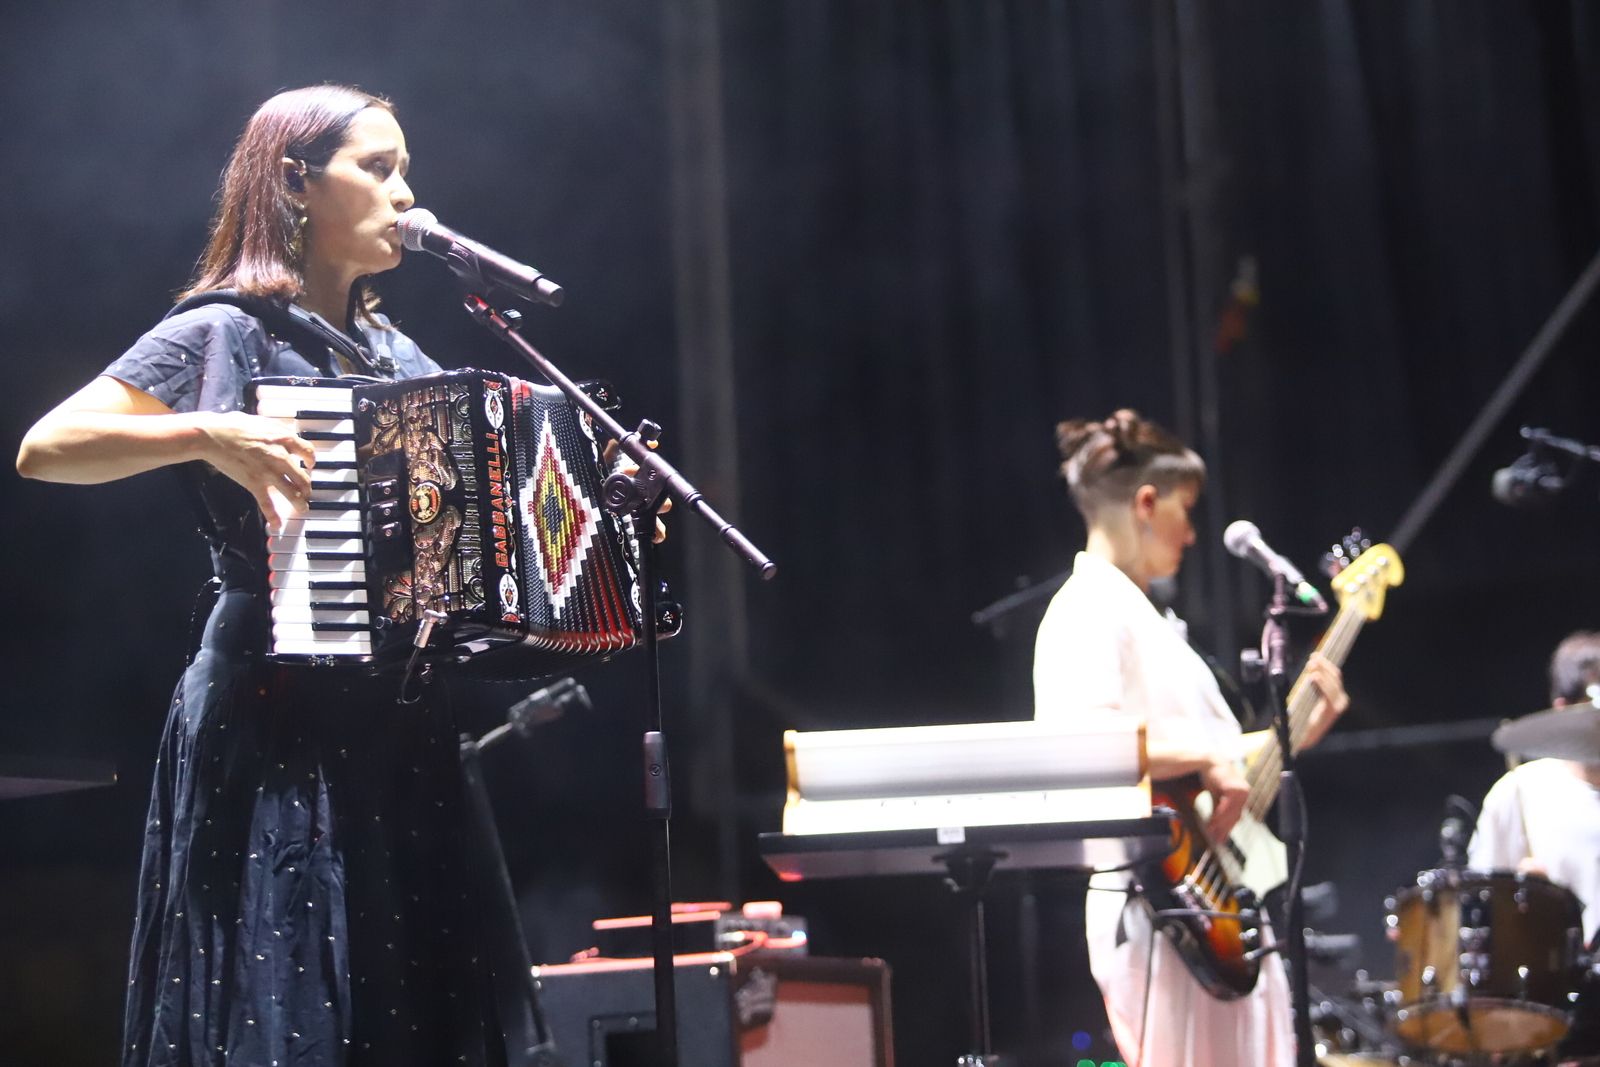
[1322,539,1350,579]
[1341,527,1372,557]
[1323,527,1374,578]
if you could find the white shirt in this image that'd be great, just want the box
[1035,552,1243,762]
[1469,758,1600,944]
[1033,552,1292,1067]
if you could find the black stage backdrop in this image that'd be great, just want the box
[3,2,1600,1064]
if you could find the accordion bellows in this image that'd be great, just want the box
[248,369,672,677]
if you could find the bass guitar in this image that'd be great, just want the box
[1142,534,1404,999]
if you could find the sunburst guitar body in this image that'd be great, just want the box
[1141,537,1404,999]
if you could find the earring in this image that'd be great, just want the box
[289,208,308,265]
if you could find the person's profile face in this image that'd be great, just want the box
[1144,482,1198,580]
[301,107,414,282]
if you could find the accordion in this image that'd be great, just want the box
[245,369,678,677]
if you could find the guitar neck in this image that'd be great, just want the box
[1241,603,1366,820]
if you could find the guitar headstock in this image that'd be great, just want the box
[1322,528,1373,579]
[1327,535,1404,620]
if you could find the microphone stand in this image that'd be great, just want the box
[1259,571,1315,1067]
[453,283,775,1067]
[459,728,566,1067]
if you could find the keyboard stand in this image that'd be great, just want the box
[760,816,1171,1067]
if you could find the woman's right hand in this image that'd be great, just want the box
[195,411,317,528]
[1200,756,1251,841]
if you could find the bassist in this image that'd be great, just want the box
[1032,410,1350,1067]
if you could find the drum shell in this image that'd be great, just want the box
[1391,868,1582,1055]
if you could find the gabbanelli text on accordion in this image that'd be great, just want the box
[246,368,681,676]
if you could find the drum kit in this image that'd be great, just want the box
[1312,701,1600,1066]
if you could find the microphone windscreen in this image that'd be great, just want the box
[1490,465,1521,506]
[396,207,439,252]
[1222,519,1258,558]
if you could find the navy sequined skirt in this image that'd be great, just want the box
[122,588,502,1067]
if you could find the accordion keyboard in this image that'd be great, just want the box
[253,382,374,658]
[245,369,677,675]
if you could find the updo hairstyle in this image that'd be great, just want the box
[1054,408,1205,520]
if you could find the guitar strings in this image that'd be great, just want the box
[1182,572,1374,914]
[1187,607,1363,898]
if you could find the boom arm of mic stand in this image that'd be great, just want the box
[1522,426,1600,465]
[460,293,776,579]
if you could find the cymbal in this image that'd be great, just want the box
[0,754,117,800]
[1492,702,1600,763]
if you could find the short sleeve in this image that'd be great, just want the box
[1468,772,1530,870]
[1034,585,1128,721]
[102,307,270,415]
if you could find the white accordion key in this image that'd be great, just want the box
[270,632,373,656]
[269,587,368,607]
[268,605,369,625]
[252,384,354,413]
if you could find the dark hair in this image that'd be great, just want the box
[1054,408,1205,519]
[181,85,394,322]
[1549,631,1600,704]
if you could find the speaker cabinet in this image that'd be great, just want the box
[532,953,893,1067]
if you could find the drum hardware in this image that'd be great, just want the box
[1309,975,1405,1066]
[1389,868,1584,1056]
[1492,701,1600,764]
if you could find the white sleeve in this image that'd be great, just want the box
[1033,593,1127,721]
[1467,771,1530,871]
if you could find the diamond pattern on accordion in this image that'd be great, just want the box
[523,411,601,620]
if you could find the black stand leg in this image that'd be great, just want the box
[1279,768,1313,1067]
[1259,574,1315,1067]
[636,506,680,1067]
[453,290,774,1067]
[459,734,565,1067]
[945,849,1001,1067]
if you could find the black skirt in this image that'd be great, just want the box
[121,586,504,1067]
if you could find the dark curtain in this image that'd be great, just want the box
[717,3,1600,1061]
[719,0,1600,710]
[6,2,1600,1064]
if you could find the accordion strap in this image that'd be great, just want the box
[164,289,394,378]
[162,290,392,574]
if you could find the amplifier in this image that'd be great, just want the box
[532,952,893,1067]
[592,901,808,959]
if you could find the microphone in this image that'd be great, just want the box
[1439,794,1477,868]
[477,676,593,751]
[1491,452,1564,507]
[506,676,591,736]
[1223,520,1328,612]
[397,207,564,307]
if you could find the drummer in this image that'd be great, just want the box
[1471,630,1600,938]
[1469,629,1600,1062]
